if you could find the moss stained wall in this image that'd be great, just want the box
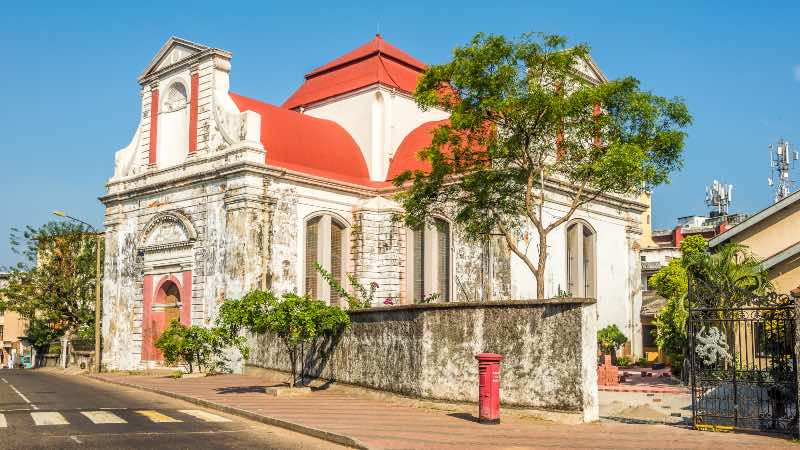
[247,299,598,417]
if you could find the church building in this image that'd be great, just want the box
[100,36,647,370]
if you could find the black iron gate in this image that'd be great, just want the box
[688,283,798,434]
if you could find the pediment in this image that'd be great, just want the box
[140,211,198,248]
[575,55,608,85]
[140,37,208,81]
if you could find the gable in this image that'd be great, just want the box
[139,37,209,81]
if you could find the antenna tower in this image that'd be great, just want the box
[705,179,733,216]
[768,139,799,203]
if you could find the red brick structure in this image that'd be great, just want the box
[596,354,619,386]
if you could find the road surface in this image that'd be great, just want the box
[0,369,344,450]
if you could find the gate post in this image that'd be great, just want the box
[795,298,800,437]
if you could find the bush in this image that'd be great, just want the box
[154,321,235,374]
[597,324,628,355]
[636,356,649,367]
[615,356,632,367]
[217,290,351,387]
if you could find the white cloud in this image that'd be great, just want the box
[794,64,800,82]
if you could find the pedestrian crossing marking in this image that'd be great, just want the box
[178,409,231,422]
[0,414,6,428]
[81,411,127,424]
[31,412,68,426]
[135,410,182,423]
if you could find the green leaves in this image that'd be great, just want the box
[395,31,691,297]
[1,220,100,339]
[597,324,628,354]
[154,320,237,373]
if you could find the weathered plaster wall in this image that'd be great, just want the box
[247,299,598,417]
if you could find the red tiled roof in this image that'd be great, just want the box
[283,34,426,110]
[230,93,372,186]
[386,120,448,181]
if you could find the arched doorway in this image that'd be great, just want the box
[156,281,181,326]
[142,274,191,363]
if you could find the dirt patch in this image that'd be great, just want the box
[614,404,668,421]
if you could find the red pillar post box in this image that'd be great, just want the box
[476,353,503,424]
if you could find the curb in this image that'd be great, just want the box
[88,375,369,449]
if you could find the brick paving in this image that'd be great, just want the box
[93,373,795,449]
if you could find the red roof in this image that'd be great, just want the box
[386,120,448,181]
[283,34,426,110]
[230,93,372,185]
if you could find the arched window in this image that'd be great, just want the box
[406,218,451,302]
[566,221,596,298]
[304,214,347,304]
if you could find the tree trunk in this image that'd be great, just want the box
[288,347,296,388]
[536,234,548,299]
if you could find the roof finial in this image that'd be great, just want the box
[376,18,380,38]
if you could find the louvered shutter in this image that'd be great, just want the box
[305,218,320,297]
[582,226,596,298]
[330,221,344,303]
[436,219,450,302]
[413,227,424,301]
[567,224,579,296]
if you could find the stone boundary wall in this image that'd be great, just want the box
[248,299,599,421]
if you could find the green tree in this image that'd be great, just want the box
[597,324,628,355]
[154,320,238,374]
[649,236,702,362]
[217,291,351,388]
[394,32,691,298]
[687,242,772,309]
[1,221,100,341]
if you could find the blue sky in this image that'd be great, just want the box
[1,1,799,267]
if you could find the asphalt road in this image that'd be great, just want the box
[0,369,345,450]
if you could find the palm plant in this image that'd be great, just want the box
[686,243,773,309]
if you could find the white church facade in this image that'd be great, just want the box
[100,36,647,370]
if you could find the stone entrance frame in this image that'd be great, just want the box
[138,211,197,364]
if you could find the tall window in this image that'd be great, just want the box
[407,218,451,302]
[305,214,347,304]
[566,221,596,298]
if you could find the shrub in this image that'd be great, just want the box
[597,324,628,355]
[217,290,351,387]
[615,356,632,367]
[315,263,374,309]
[154,320,235,374]
[636,356,649,367]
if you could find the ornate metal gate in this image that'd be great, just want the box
[688,281,798,434]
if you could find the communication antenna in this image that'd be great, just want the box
[705,179,733,216]
[768,139,799,203]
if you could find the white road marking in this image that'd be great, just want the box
[135,410,182,423]
[1,378,7,383]
[178,409,231,422]
[9,384,32,404]
[82,411,127,424]
[70,436,83,444]
[31,411,69,426]
[0,414,6,428]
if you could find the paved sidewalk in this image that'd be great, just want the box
[93,373,795,450]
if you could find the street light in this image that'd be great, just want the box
[53,211,103,373]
